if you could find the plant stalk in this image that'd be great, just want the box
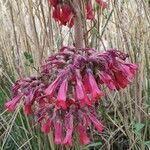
[72,0,84,49]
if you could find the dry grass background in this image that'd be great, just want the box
[0,0,150,149]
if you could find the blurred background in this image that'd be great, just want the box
[0,0,150,149]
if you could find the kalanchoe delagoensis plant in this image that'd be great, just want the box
[5,47,138,146]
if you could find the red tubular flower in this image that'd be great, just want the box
[45,75,61,97]
[41,119,52,133]
[77,123,90,145]
[63,114,73,146]
[53,5,61,21]
[89,113,104,133]
[113,71,129,89]
[99,71,116,90]
[5,95,22,112]
[86,0,94,20]
[61,4,74,26]
[75,76,85,104]
[120,63,138,80]
[86,69,104,101]
[75,73,91,107]
[96,0,108,9]
[56,78,68,109]
[54,120,63,144]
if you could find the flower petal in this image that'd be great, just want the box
[45,75,61,97]
[77,123,90,145]
[89,113,104,133]
[63,114,73,146]
[56,78,68,109]
[54,120,63,144]
[41,119,51,133]
[5,95,22,112]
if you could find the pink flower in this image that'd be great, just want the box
[99,71,116,90]
[63,114,73,146]
[86,69,104,101]
[45,75,61,97]
[121,63,138,80]
[5,95,22,112]
[89,113,104,133]
[96,0,108,9]
[86,0,94,20]
[41,119,51,133]
[56,78,68,109]
[113,71,129,89]
[77,123,90,145]
[54,120,63,144]
[75,76,85,101]
[75,74,90,107]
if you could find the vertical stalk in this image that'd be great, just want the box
[72,0,84,49]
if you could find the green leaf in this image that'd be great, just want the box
[24,52,34,64]
[134,123,145,133]
[0,96,3,105]
[82,142,102,150]
[144,141,150,147]
[0,88,4,105]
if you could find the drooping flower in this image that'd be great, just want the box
[75,71,91,107]
[41,118,52,134]
[51,2,74,28]
[63,113,73,146]
[75,73,85,102]
[77,123,90,145]
[54,120,63,144]
[89,113,104,133]
[99,71,116,90]
[120,63,138,80]
[60,4,74,26]
[56,78,68,109]
[5,95,22,112]
[85,69,104,101]
[45,75,61,97]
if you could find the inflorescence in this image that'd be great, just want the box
[5,47,138,146]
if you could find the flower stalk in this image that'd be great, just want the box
[73,0,84,48]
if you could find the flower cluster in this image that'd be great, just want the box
[5,47,137,146]
[49,0,108,28]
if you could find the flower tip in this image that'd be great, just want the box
[5,101,16,112]
[41,124,51,134]
[24,105,32,115]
